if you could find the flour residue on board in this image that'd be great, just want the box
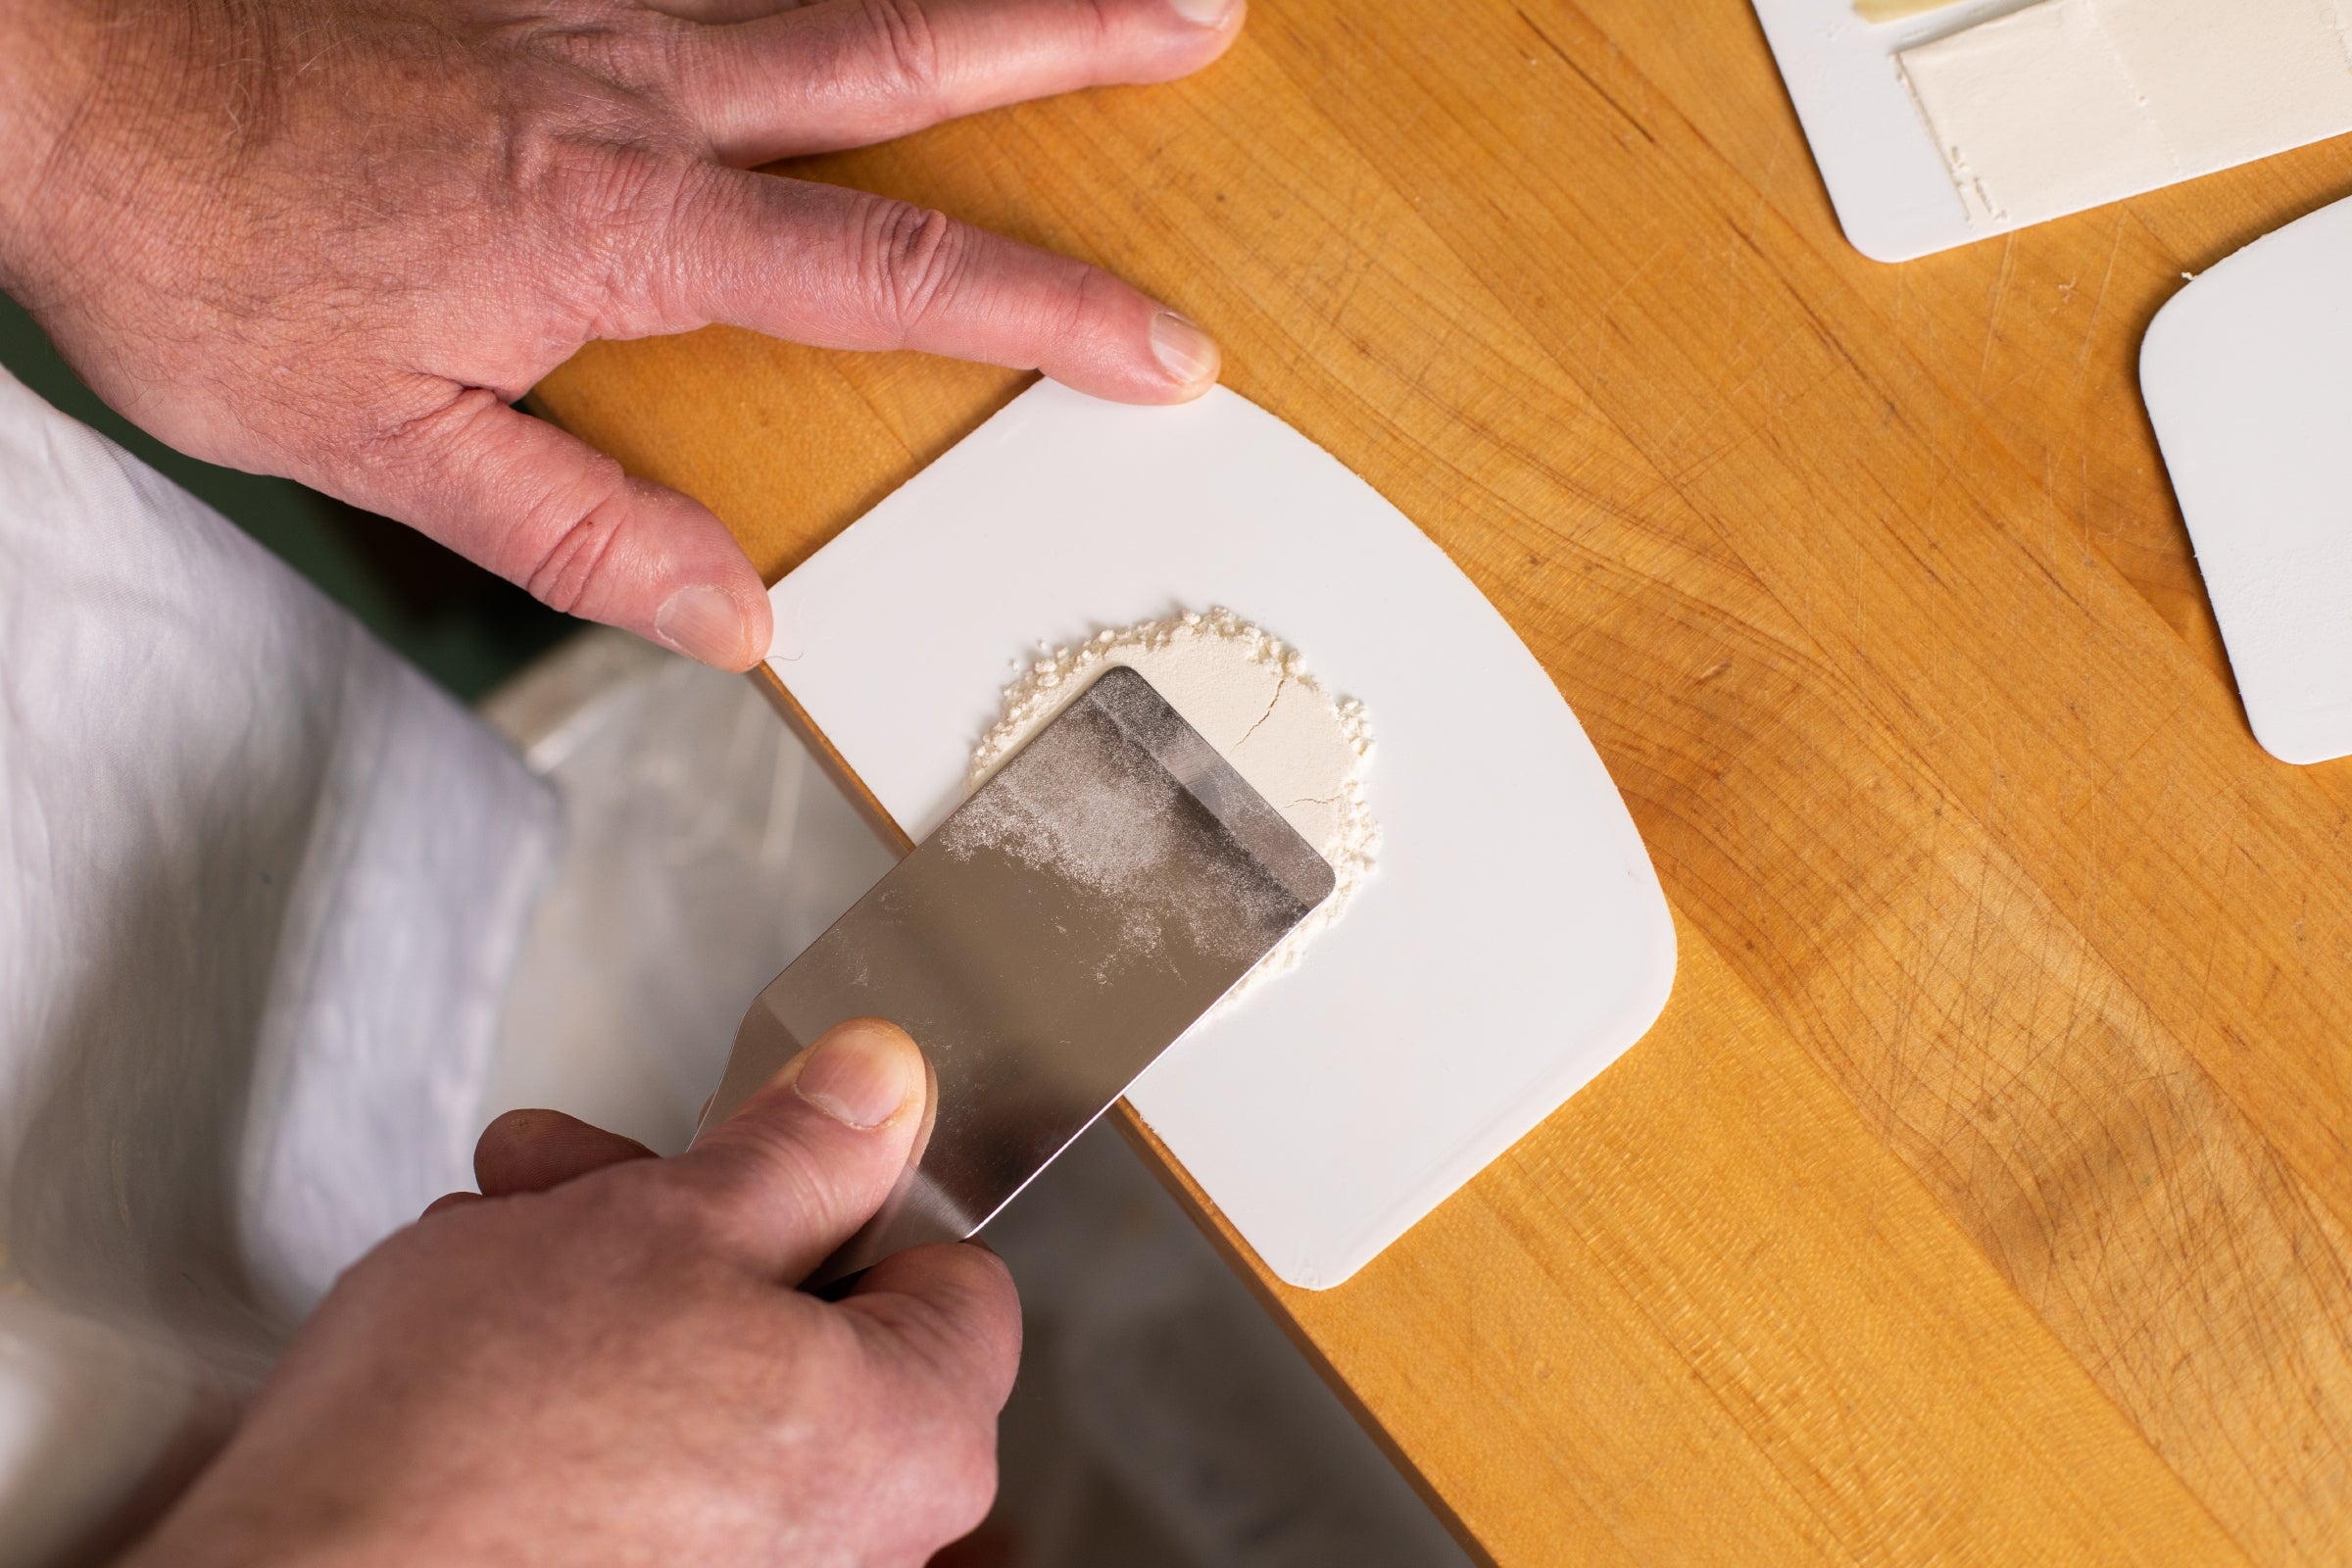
[967,608,1377,1000]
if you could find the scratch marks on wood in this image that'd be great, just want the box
[1975,233,2018,397]
[1512,6,1657,146]
[2074,213,2129,386]
[1688,690,2352,1563]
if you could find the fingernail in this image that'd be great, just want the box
[1167,0,1240,24]
[793,1021,921,1129]
[655,584,754,669]
[1150,311,1221,391]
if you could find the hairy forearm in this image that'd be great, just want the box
[0,0,96,295]
[0,0,272,311]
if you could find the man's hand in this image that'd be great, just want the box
[0,0,1240,668]
[121,1018,1019,1568]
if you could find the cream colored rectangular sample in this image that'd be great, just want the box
[1898,0,2352,226]
[1854,0,1962,22]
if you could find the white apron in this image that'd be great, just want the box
[0,366,557,1564]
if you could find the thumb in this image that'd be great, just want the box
[672,1018,931,1283]
[331,386,772,670]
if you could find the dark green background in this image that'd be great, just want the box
[0,294,575,700]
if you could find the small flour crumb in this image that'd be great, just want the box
[968,608,1377,999]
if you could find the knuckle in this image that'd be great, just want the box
[858,1274,1006,1399]
[511,5,680,95]
[524,139,698,335]
[464,24,696,337]
[609,1166,733,1247]
[859,200,964,342]
[364,385,502,479]
[1078,0,1120,54]
[1054,261,1123,350]
[533,134,679,228]
[857,0,946,104]
[516,466,630,615]
[364,390,632,614]
[662,1133,837,1249]
[594,1165,779,1278]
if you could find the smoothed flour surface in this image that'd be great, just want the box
[969,609,1377,998]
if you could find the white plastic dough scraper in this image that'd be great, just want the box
[743,381,1678,1290]
[696,667,1332,1289]
[2142,192,2352,765]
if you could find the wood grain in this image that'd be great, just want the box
[1115,919,2250,1566]
[534,0,2352,1557]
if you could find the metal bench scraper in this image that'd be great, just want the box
[695,665,1336,1289]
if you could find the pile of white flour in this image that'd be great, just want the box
[968,609,1377,994]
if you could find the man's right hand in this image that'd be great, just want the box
[121,1018,1019,1568]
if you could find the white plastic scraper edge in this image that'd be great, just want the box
[767,382,1677,1288]
[2143,194,2352,766]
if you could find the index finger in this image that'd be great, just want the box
[660,168,1221,402]
[844,1243,1024,1414]
[676,0,1245,166]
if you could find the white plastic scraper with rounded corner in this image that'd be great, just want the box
[2143,194,2352,766]
[766,382,1676,1288]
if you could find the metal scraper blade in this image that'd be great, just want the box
[696,665,1337,1289]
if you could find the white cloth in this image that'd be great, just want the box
[0,365,557,1564]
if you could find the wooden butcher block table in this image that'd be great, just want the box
[534,1,2352,1560]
